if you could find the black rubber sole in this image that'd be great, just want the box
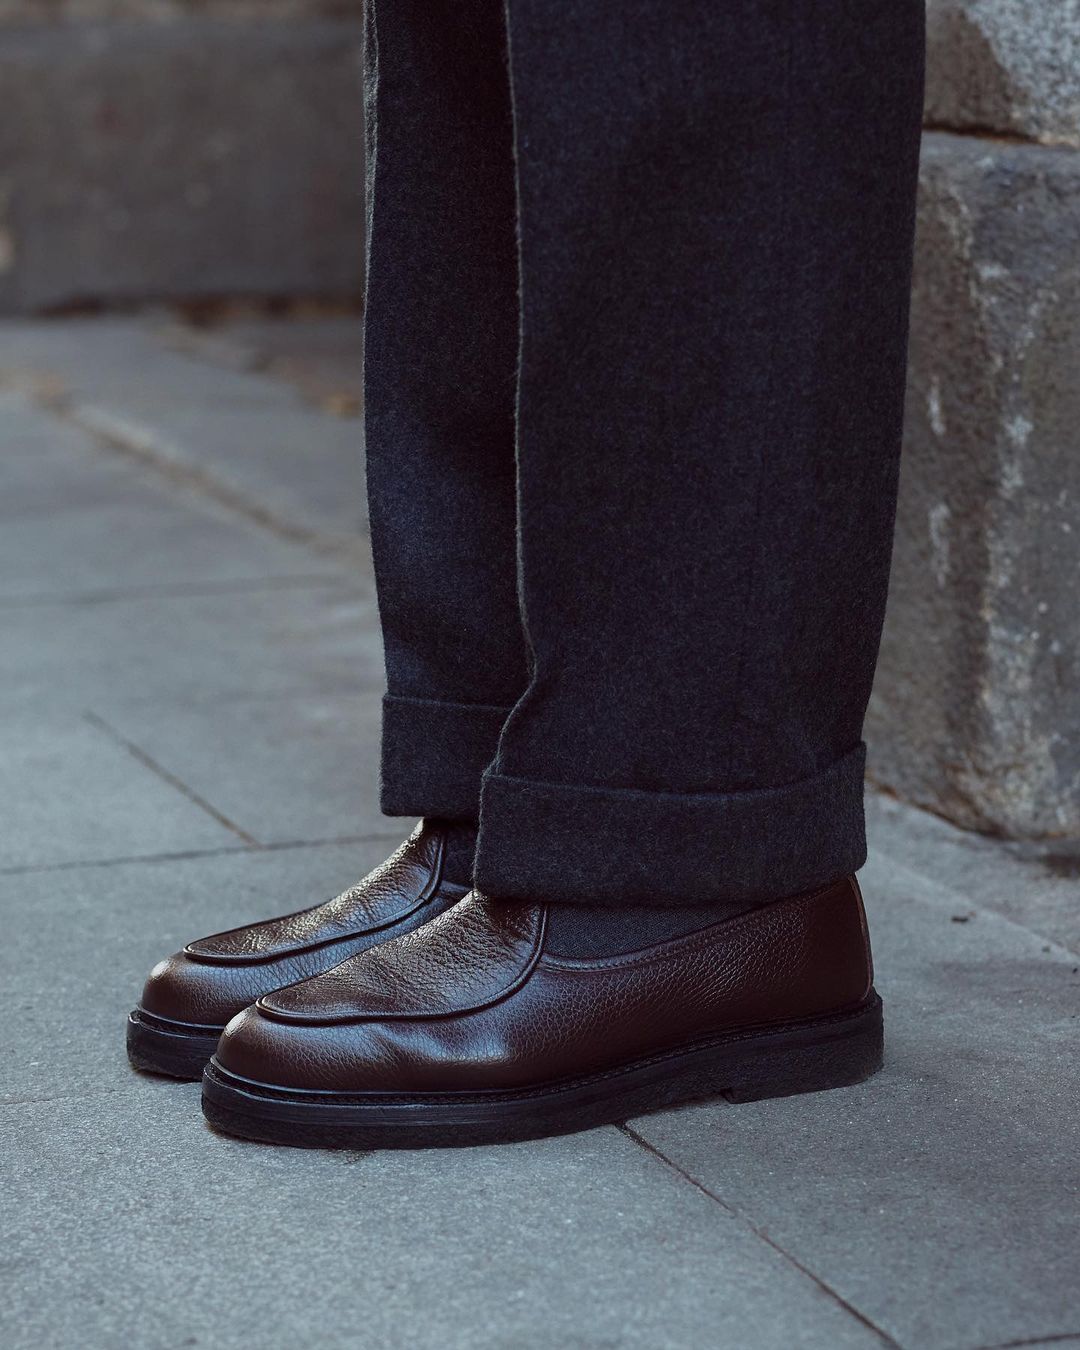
[201,993,883,1149]
[127,1008,223,1081]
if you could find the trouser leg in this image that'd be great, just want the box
[363,0,526,825]
[475,0,926,906]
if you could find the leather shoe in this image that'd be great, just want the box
[202,874,882,1147]
[127,822,468,1079]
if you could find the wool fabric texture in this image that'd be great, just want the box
[363,0,926,908]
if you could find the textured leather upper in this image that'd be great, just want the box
[185,824,445,963]
[260,895,544,1021]
[216,875,875,1093]
[139,823,467,1029]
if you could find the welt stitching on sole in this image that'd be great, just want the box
[205,994,881,1109]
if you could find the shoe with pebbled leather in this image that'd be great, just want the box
[127,821,469,1080]
[201,873,884,1148]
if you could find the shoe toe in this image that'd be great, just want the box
[216,1001,436,1094]
[215,1005,350,1090]
[139,951,254,1029]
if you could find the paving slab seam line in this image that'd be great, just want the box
[0,831,407,878]
[976,1334,1080,1350]
[69,398,368,563]
[83,710,260,846]
[1,1086,135,1109]
[618,1125,902,1349]
[1,373,366,565]
[0,574,357,611]
[115,680,390,711]
[0,845,250,877]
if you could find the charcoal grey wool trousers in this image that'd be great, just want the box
[362,0,926,908]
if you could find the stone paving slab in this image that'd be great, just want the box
[868,792,1080,956]
[1,838,398,1104]
[0,316,367,547]
[91,689,392,846]
[0,392,342,601]
[0,713,239,870]
[1005,1341,1080,1349]
[0,391,137,519]
[1,580,381,713]
[630,853,1080,1350]
[162,312,365,416]
[2,1086,885,1350]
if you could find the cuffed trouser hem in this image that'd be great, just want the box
[379,693,513,823]
[474,744,868,907]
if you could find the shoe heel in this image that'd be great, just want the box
[721,994,883,1104]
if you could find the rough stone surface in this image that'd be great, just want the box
[3,1092,888,1350]
[926,0,1080,146]
[0,16,365,312]
[868,131,1080,840]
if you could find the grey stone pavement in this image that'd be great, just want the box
[1,315,1077,1350]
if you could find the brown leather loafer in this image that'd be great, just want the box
[202,875,883,1148]
[127,822,468,1080]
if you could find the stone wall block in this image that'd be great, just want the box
[868,132,1080,838]
[926,0,1080,146]
[0,17,366,311]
